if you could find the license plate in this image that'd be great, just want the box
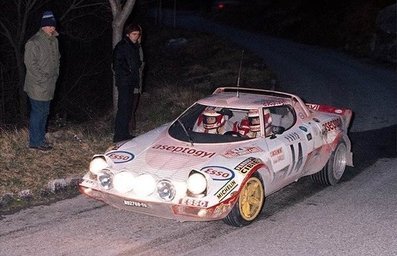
[123,200,148,208]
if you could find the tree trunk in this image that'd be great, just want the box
[109,0,137,118]
[112,23,124,117]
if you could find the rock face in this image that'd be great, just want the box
[371,3,396,63]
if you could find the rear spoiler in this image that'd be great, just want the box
[306,103,353,131]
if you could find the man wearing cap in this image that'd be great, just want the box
[24,11,60,151]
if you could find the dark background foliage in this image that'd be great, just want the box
[0,0,395,126]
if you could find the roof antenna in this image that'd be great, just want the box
[236,50,244,97]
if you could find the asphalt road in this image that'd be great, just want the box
[0,159,396,256]
[160,11,397,133]
[1,12,396,256]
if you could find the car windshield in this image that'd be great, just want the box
[168,103,254,143]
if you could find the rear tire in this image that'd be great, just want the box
[223,172,265,227]
[311,142,347,186]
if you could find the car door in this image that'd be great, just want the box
[264,105,310,186]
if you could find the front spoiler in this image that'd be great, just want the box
[80,185,233,222]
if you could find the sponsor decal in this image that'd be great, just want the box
[288,143,303,175]
[284,132,300,143]
[307,104,347,115]
[106,151,134,163]
[299,126,308,132]
[223,146,263,158]
[151,144,216,158]
[234,157,262,174]
[325,119,341,131]
[306,104,320,110]
[123,200,148,208]
[270,147,285,163]
[322,118,342,132]
[179,198,209,207]
[201,166,235,181]
[296,143,303,172]
[215,180,237,201]
[258,99,288,107]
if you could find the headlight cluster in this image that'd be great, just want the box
[113,171,135,193]
[89,156,208,200]
[134,174,157,196]
[101,171,177,201]
[98,170,113,189]
[187,172,207,195]
[89,156,108,174]
[111,171,207,199]
[157,179,176,201]
[90,156,113,189]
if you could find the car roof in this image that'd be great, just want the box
[196,87,296,110]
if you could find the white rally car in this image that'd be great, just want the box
[80,87,353,227]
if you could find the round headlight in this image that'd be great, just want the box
[89,157,108,174]
[157,180,176,201]
[113,171,135,193]
[187,173,207,195]
[134,174,156,196]
[98,171,113,189]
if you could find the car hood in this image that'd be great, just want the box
[107,128,245,180]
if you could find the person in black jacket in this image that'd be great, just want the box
[112,24,142,142]
[129,26,144,134]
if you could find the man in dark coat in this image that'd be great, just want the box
[24,11,60,151]
[113,24,142,142]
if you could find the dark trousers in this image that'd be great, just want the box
[28,97,50,147]
[113,85,134,142]
[129,93,140,132]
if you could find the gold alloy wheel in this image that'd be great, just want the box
[238,176,264,221]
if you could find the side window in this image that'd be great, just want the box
[269,105,296,131]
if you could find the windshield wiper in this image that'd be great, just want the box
[177,119,194,146]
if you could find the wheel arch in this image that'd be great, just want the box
[240,158,270,196]
[331,133,353,167]
[222,166,267,227]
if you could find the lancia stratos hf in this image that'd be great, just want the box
[80,87,353,227]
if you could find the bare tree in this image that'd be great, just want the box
[0,0,51,121]
[0,0,109,122]
[108,0,137,115]
[58,0,110,41]
[0,0,138,123]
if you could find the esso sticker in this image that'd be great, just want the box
[106,151,134,163]
[201,166,235,181]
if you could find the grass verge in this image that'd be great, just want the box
[0,24,276,214]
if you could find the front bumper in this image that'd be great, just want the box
[80,185,234,222]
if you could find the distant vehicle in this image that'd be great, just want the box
[80,87,353,227]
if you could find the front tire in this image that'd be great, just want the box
[223,172,265,227]
[311,142,347,186]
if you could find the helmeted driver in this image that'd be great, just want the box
[239,109,272,138]
[202,108,225,134]
[237,118,250,136]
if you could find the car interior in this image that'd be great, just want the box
[168,103,296,143]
